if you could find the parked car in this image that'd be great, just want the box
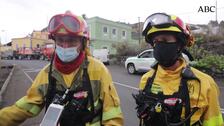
[125,49,190,74]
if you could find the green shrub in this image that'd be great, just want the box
[111,42,140,64]
[188,44,209,60]
[112,42,139,56]
[192,54,224,74]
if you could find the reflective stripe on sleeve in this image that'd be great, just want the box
[102,106,122,121]
[86,121,101,126]
[203,114,223,126]
[88,99,99,110]
[15,97,42,116]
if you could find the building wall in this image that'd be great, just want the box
[11,31,50,51]
[0,45,13,52]
[12,37,31,50]
[87,17,138,54]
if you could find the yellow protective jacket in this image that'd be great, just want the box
[0,56,123,126]
[139,59,223,126]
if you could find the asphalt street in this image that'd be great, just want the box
[1,60,224,126]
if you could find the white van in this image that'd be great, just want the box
[92,49,110,65]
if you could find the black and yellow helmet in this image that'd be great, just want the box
[142,13,194,47]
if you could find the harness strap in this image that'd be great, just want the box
[82,55,95,121]
[143,69,157,94]
[46,54,101,124]
[139,66,157,126]
[45,51,56,110]
[166,107,199,126]
[165,66,200,126]
[181,77,191,126]
[141,65,200,126]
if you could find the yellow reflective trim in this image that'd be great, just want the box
[102,106,122,121]
[88,100,99,110]
[203,114,223,126]
[15,97,41,116]
[147,26,182,35]
[86,121,100,126]
[170,15,177,20]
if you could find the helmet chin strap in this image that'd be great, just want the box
[81,37,87,50]
[176,33,188,48]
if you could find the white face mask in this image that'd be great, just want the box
[56,45,80,62]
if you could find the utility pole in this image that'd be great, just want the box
[138,17,141,45]
[30,32,33,49]
[216,0,218,22]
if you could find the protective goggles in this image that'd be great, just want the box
[48,14,82,34]
[142,13,185,36]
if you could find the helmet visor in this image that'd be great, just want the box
[142,13,184,36]
[48,14,81,34]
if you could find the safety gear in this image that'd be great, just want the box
[137,59,223,126]
[55,45,80,62]
[0,56,123,126]
[48,11,92,56]
[47,56,98,126]
[153,42,181,67]
[48,11,89,40]
[133,65,199,126]
[142,13,194,47]
[54,51,85,74]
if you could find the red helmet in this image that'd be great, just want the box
[48,11,89,40]
[142,13,194,47]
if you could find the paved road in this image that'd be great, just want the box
[1,60,224,126]
[1,60,48,126]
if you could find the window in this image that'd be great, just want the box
[112,29,116,35]
[103,27,108,34]
[140,51,153,58]
[122,31,126,38]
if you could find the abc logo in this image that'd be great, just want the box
[198,6,216,12]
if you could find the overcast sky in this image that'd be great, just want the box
[0,0,224,44]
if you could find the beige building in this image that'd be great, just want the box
[11,31,53,51]
[0,30,55,59]
[0,44,13,52]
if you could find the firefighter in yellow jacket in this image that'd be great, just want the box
[0,11,123,126]
[133,13,223,126]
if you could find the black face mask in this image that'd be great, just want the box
[153,42,181,67]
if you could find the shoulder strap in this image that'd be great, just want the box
[143,70,157,94]
[180,76,191,126]
[171,66,200,126]
[45,52,56,110]
[143,62,158,93]
[143,63,158,94]
[82,56,95,115]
